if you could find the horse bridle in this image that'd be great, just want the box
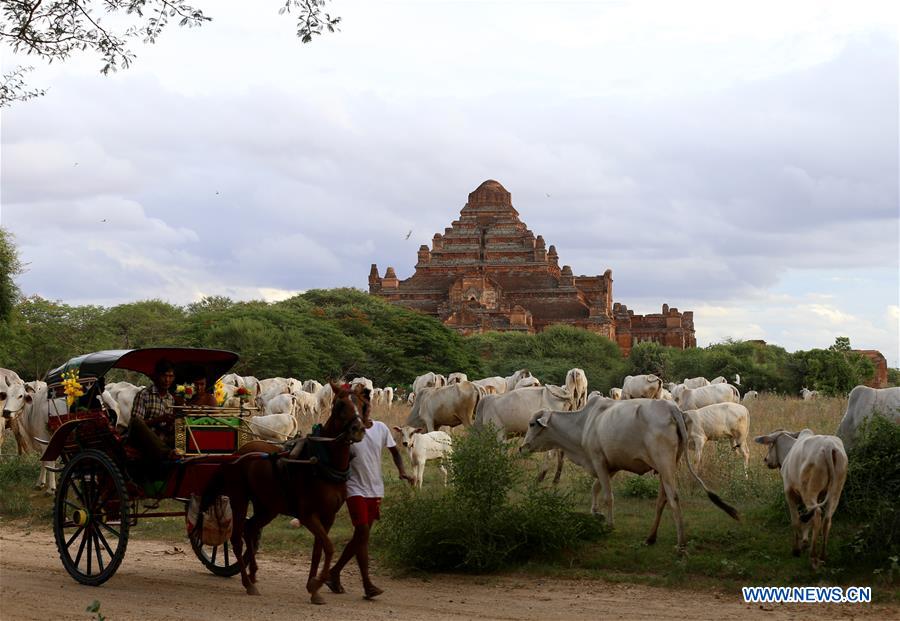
[308,393,365,445]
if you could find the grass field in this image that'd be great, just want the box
[2,395,898,601]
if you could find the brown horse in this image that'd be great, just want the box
[201,382,367,603]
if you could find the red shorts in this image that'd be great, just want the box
[346,496,381,527]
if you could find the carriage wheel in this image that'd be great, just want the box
[53,449,130,586]
[190,530,241,577]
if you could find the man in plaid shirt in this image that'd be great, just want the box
[128,359,180,463]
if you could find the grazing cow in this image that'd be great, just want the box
[447,372,468,385]
[659,388,674,401]
[315,382,335,419]
[710,376,727,384]
[608,387,623,400]
[220,373,244,388]
[350,377,374,393]
[410,372,447,403]
[755,429,848,568]
[249,412,298,442]
[675,382,740,411]
[242,376,262,400]
[683,403,751,472]
[392,426,453,487]
[836,386,900,451]
[742,390,758,403]
[100,381,144,430]
[405,381,481,432]
[683,377,710,389]
[521,399,739,549]
[622,375,663,400]
[258,377,289,395]
[800,387,819,401]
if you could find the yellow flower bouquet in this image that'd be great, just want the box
[61,370,85,407]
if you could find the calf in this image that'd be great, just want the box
[393,426,453,487]
[683,403,751,473]
[755,430,847,569]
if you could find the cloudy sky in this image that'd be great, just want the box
[1,0,898,364]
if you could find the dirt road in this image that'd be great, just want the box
[0,528,891,620]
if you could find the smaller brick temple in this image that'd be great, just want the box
[368,180,696,355]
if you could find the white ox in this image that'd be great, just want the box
[100,381,144,430]
[742,390,758,403]
[392,426,453,488]
[521,398,739,549]
[249,412,297,442]
[1,369,26,455]
[350,377,374,393]
[447,372,468,385]
[710,376,727,384]
[514,376,541,389]
[836,386,900,451]
[755,429,848,568]
[683,403,751,473]
[409,372,448,404]
[566,368,588,409]
[405,381,481,433]
[800,387,819,401]
[683,377,710,389]
[15,382,61,492]
[302,379,323,394]
[675,383,740,411]
[608,387,623,400]
[472,369,532,396]
[622,374,663,399]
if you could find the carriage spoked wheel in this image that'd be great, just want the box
[53,449,130,586]
[190,528,241,577]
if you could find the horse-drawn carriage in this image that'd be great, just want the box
[40,347,260,586]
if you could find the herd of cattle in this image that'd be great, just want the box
[1,365,898,569]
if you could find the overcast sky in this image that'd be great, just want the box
[1,0,897,365]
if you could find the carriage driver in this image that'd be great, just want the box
[126,359,182,463]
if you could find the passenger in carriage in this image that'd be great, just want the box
[127,359,182,462]
[187,373,219,407]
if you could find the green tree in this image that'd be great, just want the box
[0,227,23,323]
[628,341,671,379]
[102,300,187,349]
[830,336,852,352]
[1,1,340,106]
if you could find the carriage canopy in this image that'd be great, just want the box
[45,347,240,387]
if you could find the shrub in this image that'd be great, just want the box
[0,454,42,517]
[620,474,658,499]
[838,415,900,565]
[377,426,604,572]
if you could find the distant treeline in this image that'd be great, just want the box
[0,288,888,396]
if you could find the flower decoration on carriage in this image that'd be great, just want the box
[60,370,84,406]
[234,386,252,402]
[214,379,226,406]
[176,384,196,401]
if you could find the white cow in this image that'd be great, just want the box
[302,379,323,394]
[350,377,374,393]
[315,383,335,419]
[381,386,394,409]
[405,381,482,433]
[100,381,144,430]
[622,374,663,399]
[521,399,739,549]
[447,372,468,385]
[258,377,289,395]
[393,426,453,488]
[15,382,61,492]
[566,368,588,409]
[683,377,710,389]
[608,387,623,400]
[475,383,580,484]
[1,369,25,455]
[659,388,674,401]
[683,403,751,472]
[710,376,727,385]
[675,383,740,411]
[742,390,758,403]
[241,376,262,400]
[800,387,819,401]
[836,386,900,451]
[755,429,848,568]
[220,373,244,388]
[249,412,298,442]
[411,372,447,400]
[514,376,541,389]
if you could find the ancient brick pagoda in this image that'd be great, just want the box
[368,180,696,355]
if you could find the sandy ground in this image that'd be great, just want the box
[0,528,893,621]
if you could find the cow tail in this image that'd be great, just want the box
[671,405,740,521]
[799,448,837,523]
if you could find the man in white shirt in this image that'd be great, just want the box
[326,408,412,599]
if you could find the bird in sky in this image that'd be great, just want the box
[100,219,107,223]
[405,230,412,240]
